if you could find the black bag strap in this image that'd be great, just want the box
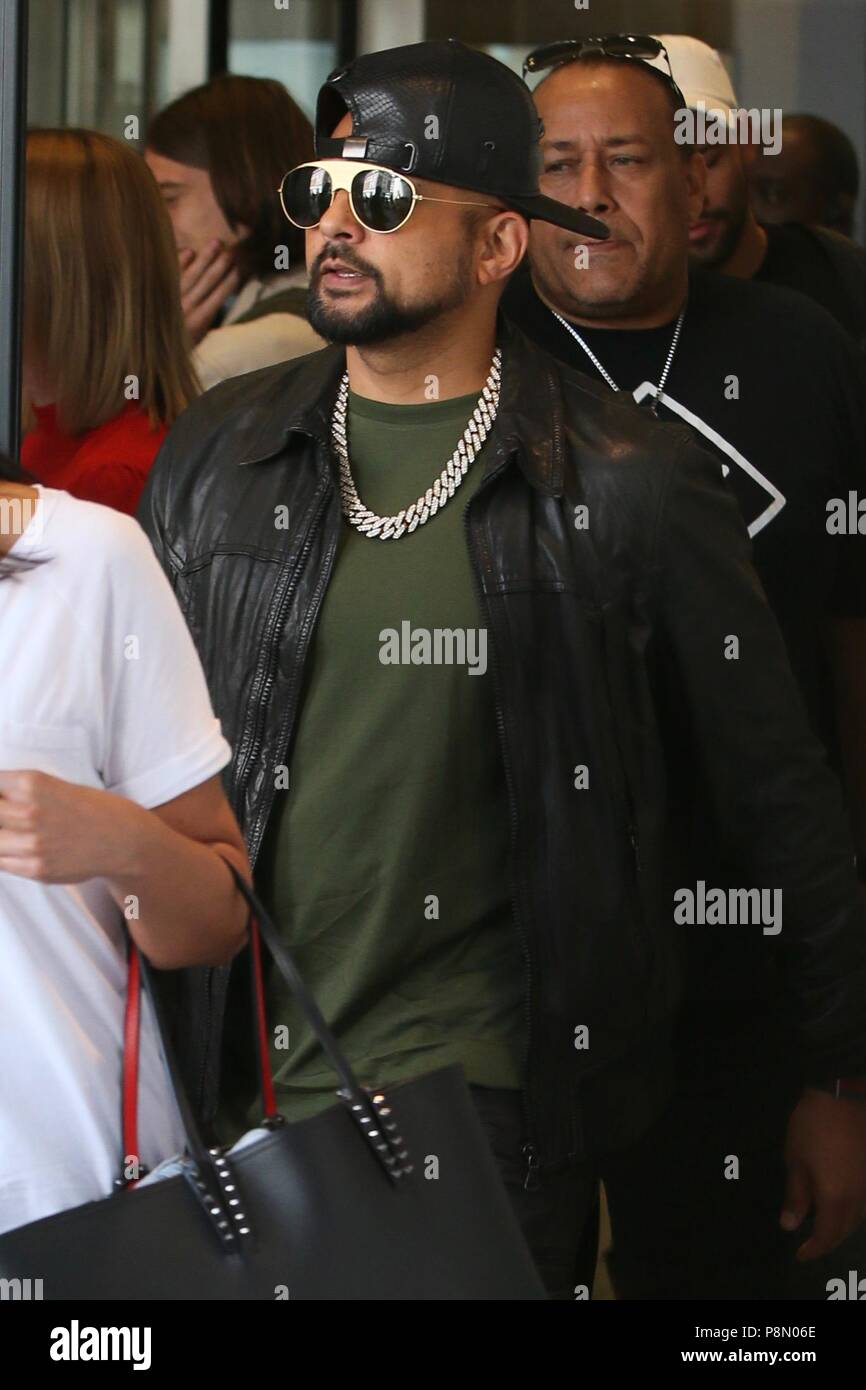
[223,859,373,1100]
[131,946,262,1251]
[124,860,411,1232]
[220,862,412,1180]
[137,949,221,1173]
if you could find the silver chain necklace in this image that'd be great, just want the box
[332,349,502,540]
[550,307,685,416]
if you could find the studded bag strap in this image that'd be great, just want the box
[220,860,409,1179]
[120,862,411,1212]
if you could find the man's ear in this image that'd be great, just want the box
[685,150,707,222]
[477,210,529,287]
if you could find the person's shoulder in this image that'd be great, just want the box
[77,405,166,452]
[194,315,328,391]
[539,335,694,456]
[153,344,343,482]
[177,344,341,433]
[38,487,159,578]
[690,264,858,355]
[770,220,866,271]
[513,328,700,500]
[691,261,818,316]
[797,225,866,314]
[233,311,325,353]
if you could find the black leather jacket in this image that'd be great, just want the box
[138,316,866,1172]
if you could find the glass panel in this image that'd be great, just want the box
[424,0,733,51]
[27,0,68,127]
[228,0,341,122]
[27,0,164,139]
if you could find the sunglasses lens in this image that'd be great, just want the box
[352,167,414,231]
[524,42,572,73]
[525,35,662,76]
[281,165,333,227]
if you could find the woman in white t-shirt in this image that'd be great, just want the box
[0,461,250,1236]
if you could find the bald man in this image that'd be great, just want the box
[503,40,866,1302]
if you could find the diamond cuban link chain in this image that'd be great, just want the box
[332,349,502,540]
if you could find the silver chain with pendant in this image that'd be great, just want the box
[332,349,502,541]
[550,307,685,416]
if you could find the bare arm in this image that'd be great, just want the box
[0,770,250,969]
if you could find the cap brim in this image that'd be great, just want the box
[507,194,610,239]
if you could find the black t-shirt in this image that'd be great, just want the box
[502,265,866,1007]
[503,264,866,752]
[756,222,866,354]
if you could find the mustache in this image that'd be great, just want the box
[574,224,613,242]
[311,245,382,282]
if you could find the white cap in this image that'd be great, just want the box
[648,34,738,116]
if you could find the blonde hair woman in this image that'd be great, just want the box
[21,129,199,515]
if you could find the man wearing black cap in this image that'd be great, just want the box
[139,39,866,1300]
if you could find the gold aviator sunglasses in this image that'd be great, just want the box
[278,159,501,234]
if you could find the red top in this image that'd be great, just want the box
[21,402,168,516]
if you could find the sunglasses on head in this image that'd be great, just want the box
[278,160,501,234]
[523,33,686,109]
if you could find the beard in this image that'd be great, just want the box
[307,244,474,345]
[692,188,751,269]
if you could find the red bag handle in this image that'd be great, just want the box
[120,917,278,1190]
[120,942,142,1186]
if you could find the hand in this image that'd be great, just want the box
[0,769,139,884]
[178,241,242,344]
[782,1087,866,1259]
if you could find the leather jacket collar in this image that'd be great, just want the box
[235,312,565,496]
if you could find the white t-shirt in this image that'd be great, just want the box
[0,485,232,1235]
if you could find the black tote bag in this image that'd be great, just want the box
[0,865,545,1300]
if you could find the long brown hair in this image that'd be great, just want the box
[146,75,313,280]
[24,128,199,436]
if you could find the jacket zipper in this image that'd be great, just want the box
[463,460,541,1192]
[234,476,333,860]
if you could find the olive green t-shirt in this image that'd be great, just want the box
[249,389,526,1122]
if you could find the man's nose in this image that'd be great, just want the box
[571,162,614,216]
[318,188,364,241]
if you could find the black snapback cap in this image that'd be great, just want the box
[314,38,609,240]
